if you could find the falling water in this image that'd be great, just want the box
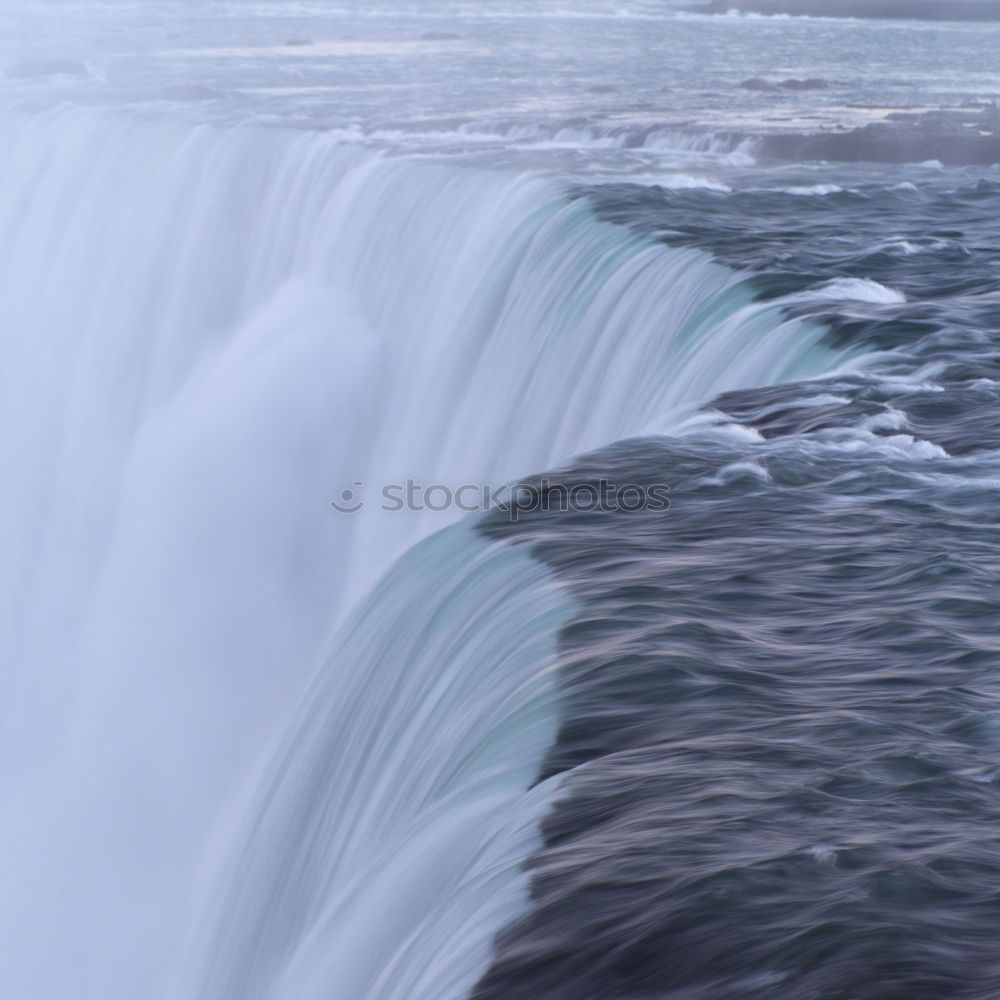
[0,106,854,999]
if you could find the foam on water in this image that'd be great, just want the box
[803,277,907,304]
[781,183,844,195]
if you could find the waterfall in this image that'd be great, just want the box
[183,522,575,1000]
[0,106,851,999]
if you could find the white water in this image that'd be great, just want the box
[0,105,852,999]
[183,523,575,1000]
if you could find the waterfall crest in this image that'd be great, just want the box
[0,107,852,998]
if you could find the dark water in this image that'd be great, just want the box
[473,170,1000,999]
[589,169,1000,450]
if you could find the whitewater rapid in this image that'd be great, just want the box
[0,106,856,999]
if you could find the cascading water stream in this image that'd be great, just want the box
[0,106,858,999]
[182,522,577,1000]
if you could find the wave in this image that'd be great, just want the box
[802,277,907,305]
[760,114,1000,167]
[367,118,761,161]
[374,111,996,170]
[781,183,844,196]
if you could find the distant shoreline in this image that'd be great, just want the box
[695,0,1000,22]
